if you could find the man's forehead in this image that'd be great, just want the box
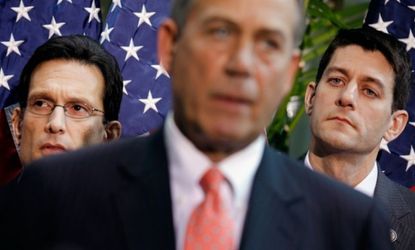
[328,45,393,72]
[186,0,297,34]
[28,60,105,101]
[189,0,298,11]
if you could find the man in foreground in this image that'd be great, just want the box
[0,1,392,249]
[304,27,415,249]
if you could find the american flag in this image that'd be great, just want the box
[365,0,415,190]
[102,0,172,137]
[0,0,102,107]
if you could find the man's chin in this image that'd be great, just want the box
[179,117,259,156]
[196,130,257,155]
[320,141,358,155]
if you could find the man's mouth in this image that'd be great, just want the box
[40,143,67,155]
[328,116,355,128]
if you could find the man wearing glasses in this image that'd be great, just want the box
[10,35,123,166]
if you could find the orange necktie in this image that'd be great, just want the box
[184,167,235,250]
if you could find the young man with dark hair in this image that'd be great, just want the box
[10,35,123,166]
[305,27,415,250]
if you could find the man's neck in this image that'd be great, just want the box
[308,149,378,187]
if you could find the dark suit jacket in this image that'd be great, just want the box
[0,129,392,250]
[374,171,415,250]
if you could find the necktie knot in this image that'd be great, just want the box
[200,167,224,193]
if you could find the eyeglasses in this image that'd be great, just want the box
[27,98,104,119]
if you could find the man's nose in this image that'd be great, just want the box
[335,82,357,109]
[225,39,255,77]
[44,106,66,134]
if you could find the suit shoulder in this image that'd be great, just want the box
[394,181,415,212]
[25,130,165,183]
[376,172,415,213]
[32,130,161,164]
[262,147,391,248]
[264,147,373,205]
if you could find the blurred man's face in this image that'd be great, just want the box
[305,45,408,155]
[159,0,300,161]
[12,59,110,165]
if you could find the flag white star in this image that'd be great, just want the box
[409,5,415,11]
[0,68,13,91]
[369,14,393,34]
[43,17,65,38]
[151,64,170,79]
[380,138,391,153]
[1,34,24,56]
[134,5,156,28]
[11,0,34,22]
[139,91,162,113]
[100,24,114,44]
[121,39,143,62]
[385,0,390,4]
[410,121,415,127]
[123,80,131,95]
[84,0,101,23]
[111,0,122,12]
[138,132,151,137]
[57,0,72,4]
[400,146,415,172]
[399,30,415,51]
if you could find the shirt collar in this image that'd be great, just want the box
[165,112,265,205]
[304,151,378,197]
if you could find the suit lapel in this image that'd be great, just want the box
[116,129,176,250]
[240,147,306,250]
[375,171,414,249]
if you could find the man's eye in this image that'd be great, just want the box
[328,78,343,86]
[363,88,378,97]
[68,103,89,113]
[32,99,49,108]
[209,27,231,38]
[264,39,279,50]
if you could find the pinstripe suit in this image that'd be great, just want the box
[375,172,415,250]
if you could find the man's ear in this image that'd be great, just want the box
[104,121,122,141]
[304,82,317,115]
[383,109,408,142]
[11,107,23,147]
[157,18,178,74]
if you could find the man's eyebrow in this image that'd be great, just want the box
[201,16,238,28]
[361,76,386,90]
[28,91,95,105]
[27,91,54,100]
[201,16,287,43]
[323,66,349,77]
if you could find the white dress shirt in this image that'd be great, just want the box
[165,113,265,250]
[304,152,378,197]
